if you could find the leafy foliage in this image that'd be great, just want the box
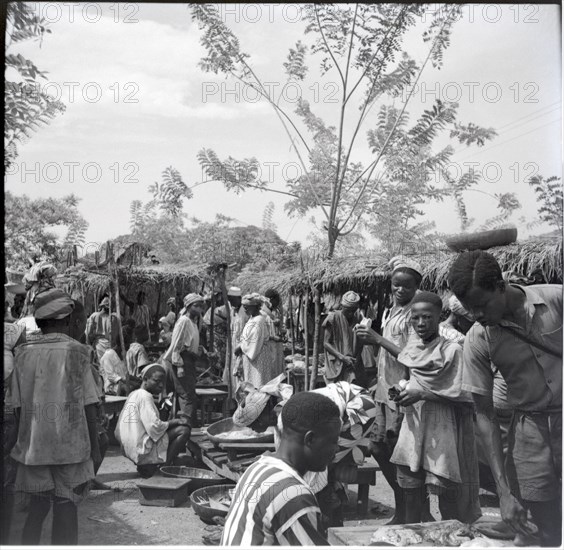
[529,175,563,231]
[190,4,500,256]
[5,192,89,268]
[5,3,65,169]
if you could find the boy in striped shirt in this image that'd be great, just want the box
[221,392,341,546]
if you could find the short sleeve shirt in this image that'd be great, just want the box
[462,284,562,411]
[11,332,99,465]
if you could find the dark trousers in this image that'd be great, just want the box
[169,350,198,428]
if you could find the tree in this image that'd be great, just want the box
[5,192,88,268]
[191,4,505,257]
[528,175,563,232]
[5,2,66,169]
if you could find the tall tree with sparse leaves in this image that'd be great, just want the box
[5,2,66,169]
[528,175,563,232]
[191,3,506,257]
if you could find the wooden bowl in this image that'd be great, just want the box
[160,466,225,492]
[445,227,517,252]
[190,484,236,523]
[206,418,274,445]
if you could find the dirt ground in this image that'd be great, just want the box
[8,446,502,545]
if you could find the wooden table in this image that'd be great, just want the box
[188,430,377,516]
[103,395,127,415]
[195,388,229,426]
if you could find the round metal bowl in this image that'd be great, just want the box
[206,418,274,445]
[160,466,225,491]
[191,484,236,524]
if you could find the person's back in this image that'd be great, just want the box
[221,391,341,546]
[12,332,98,465]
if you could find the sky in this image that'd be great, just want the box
[5,3,563,254]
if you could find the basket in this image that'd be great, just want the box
[190,484,236,523]
[206,418,274,445]
[445,227,517,252]
[160,466,226,492]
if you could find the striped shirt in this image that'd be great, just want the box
[221,455,328,546]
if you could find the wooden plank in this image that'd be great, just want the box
[218,442,275,452]
[201,454,240,482]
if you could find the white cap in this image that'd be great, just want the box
[228,286,242,297]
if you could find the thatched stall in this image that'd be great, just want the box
[57,261,208,323]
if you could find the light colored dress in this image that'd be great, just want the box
[116,388,169,465]
[240,314,279,388]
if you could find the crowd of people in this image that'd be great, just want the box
[2,249,562,547]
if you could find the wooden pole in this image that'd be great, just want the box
[108,242,127,389]
[209,278,216,352]
[287,293,295,357]
[296,294,303,345]
[303,291,309,393]
[217,267,232,403]
[310,288,321,390]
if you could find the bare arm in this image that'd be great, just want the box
[473,393,532,535]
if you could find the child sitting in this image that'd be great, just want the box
[389,292,481,524]
[115,364,191,478]
[126,325,150,385]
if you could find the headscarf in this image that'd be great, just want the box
[159,316,171,330]
[34,288,75,320]
[99,296,110,308]
[166,297,176,306]
[341,291,360,308]
[183,293,204,308]
[228,286,242,297]
[389,255,423,279]
[241,293,264,307]
[140,363,166,379]
[22,262,58,305]
[233,373,293,427]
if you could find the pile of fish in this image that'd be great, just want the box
[370,520,481,547]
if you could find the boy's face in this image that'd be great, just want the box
[304,420,341,472]
[341,306,357,320]
[391,272,418,306]
[144,371,165,395]
[410,302,440,342]
[187,302,204,317]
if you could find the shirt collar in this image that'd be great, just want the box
[498,284,546,333]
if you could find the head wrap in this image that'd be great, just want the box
[341,291,360,308]
[241,293,263,307]
[159,316,171,329]
[183,293,204,308]
[166,297,176,306]
[141,363,166,379]
[448,295,473,320]
[34,288,75,320]
[389,255,423,279]
[99,296,110,308]
[228,286,242,297]
[233,374,293,428]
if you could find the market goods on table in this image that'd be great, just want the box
[206,418,275,444]
[369,520,478,547]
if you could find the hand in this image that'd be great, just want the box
[342,356,355,368]
[355,327,381,345]
[499,492,534,536]
[397,384,423,406]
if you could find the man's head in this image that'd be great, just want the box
[99,296,110,313]
[141,363,166,395]
[133,324,149,344]
[183,293,204,318]
[448,251,506,326]
[34,288,75,334]
[264,288,281,310]
[409,291,443,343]
[280,392,341,472]
[69,299,87,342]
[241,293,263,317]
[340,291,360,320]
[227,287,242,309]
[167,297,176,311]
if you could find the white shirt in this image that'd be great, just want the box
[116,388,169,465]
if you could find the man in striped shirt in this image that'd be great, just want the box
[221,392,342,546]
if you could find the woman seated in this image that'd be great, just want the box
[115,364,191,478]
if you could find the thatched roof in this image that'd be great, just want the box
[422,240,563,289]
[234,240,562,297]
